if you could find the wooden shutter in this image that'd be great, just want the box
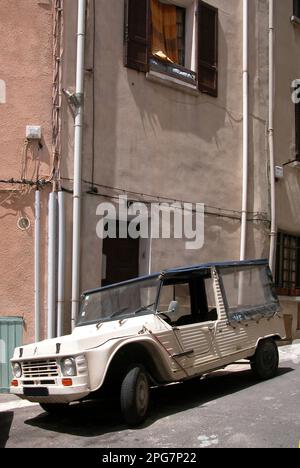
[124,0,150,72]
[198,1,218,97]
[294,0,300,18]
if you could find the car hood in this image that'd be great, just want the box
[12,315,163,360]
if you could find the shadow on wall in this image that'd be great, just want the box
[247,0,270,259]
[150,215,241,273]
[0,411,14,448]
[0,191,35,224]
[127,25,228,144]
[37,0,52,11]
[82,0,119,188]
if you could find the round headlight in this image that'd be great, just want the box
[13,363,22,379]
[61,358,76,377]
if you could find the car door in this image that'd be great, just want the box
[158,278,219,373]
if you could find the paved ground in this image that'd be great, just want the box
[1,342,300,449]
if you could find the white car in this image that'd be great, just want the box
[11,260,286,426]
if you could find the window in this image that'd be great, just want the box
[78,278,160,326]
[294,0,300,18]
[124,0,218,96]
[205,277,218,321]
[275,232,300,296]
[220,265,279,323]
[158,282,192,323]
[158,275,218,326]
[151,0,185,66]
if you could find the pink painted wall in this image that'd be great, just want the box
[0,0,53,344]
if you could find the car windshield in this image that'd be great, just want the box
[77,277,161,326]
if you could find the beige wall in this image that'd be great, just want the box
[274,0,300,233]
[60,0,272,313]
[2,0,299,343]
[273,0,300,337]
[0,0,53,343]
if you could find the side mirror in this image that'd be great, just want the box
[168,301,179,315]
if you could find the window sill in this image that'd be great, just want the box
[291,15,300,26]
[278,296,300,303]
[146,70,199,96]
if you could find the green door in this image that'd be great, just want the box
[0,317,23,393]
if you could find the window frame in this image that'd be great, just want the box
[275,231,300,296]
[157,275,219,326]
[218,265,280,324]
[124,0,219,97]
[148,0,198,88]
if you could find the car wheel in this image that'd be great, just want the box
[251,339,279,380]
[39,403,70,415]
[120,366,150,427]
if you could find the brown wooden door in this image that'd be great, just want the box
[102,231,140,287]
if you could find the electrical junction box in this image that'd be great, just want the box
[275,166,284,180]
[26,125,42,140]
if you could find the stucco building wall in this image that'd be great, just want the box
[1,0,300,344]
[0,0,53,343]
[60,0,270,307]
[273,0,300,339]
[60,0,300,338]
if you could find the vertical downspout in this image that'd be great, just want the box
[48,191,57,339]
[34,189,41,342]
[71,0,86,330]
[57,191,66,336]
[268,0,276,273]
[240,0,249,261]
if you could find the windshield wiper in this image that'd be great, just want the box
[95,307,128,327]
[132,302,156,316]
[95,302,156,328]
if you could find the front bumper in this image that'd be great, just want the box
[10,383,90,404]
[10,355,90,404]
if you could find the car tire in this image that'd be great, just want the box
[120,366,150,427]
[250,339,279,380]
[39,403,70,415]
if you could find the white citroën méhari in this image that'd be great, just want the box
[11,260,286,426]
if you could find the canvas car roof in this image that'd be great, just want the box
[83,259,269,296]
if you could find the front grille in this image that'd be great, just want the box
[22,360,59,379]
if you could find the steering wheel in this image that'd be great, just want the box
[158,313,172,325]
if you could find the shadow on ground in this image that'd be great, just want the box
[0,412,14,448]
[25,367,293,439]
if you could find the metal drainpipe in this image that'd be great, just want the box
[48,191,57,339]
[240,0,249,262]
[71,0,86,330]
[57,190,66,337]
[34,189,41,342]
[268,0,277,273]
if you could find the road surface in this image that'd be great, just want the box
[1,342,300,449]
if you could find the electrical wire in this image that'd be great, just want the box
[0,178,51,187]
[61,176,242,216]
[61,180,270,224]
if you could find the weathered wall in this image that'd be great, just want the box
[2,0,300,345]
[0,0,53,344]
[274,0,300,233]
[272,0,300,337]
[60,0,271,315]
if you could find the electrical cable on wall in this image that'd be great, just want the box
[60,178,270,225]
